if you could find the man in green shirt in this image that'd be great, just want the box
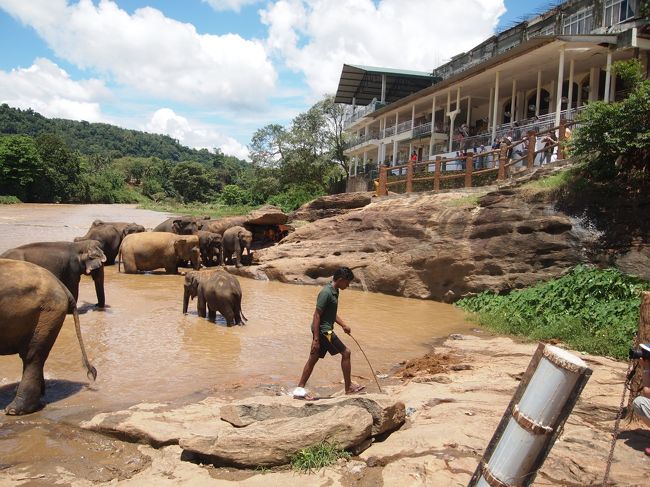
[294,267,365,399]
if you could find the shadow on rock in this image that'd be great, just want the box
[0,379,87,411]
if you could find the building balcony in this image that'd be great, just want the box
[343,100,387,129]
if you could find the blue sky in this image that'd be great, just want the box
[0,0,554,159]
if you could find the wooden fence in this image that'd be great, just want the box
[375,120,573,196]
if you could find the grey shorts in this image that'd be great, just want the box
[632,395,650,420]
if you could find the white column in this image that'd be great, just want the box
[448,112,456,152]
[352,96,356,114]
[382,116,387,138]
[510,78,517,124]
[381,74,386,103]
[589,67,599,102]
[491,71,500,143]
[446,90,451,114]
[555,45,565,127]
[488,87,494,129]
[567,59,575,110]
[603,50,612,103]
[395,112,399,129]
[456,87,461,113]
[535,70,542,116]
[430,95,437,157]
[411,104,415,129]
[466,96,472,125]
[392,140,398,164]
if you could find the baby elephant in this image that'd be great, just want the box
[183,270,247,326]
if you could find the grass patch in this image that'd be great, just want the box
[0,195,21,204]
[138,200,255,218]
[519,166,582,201]
[290,441,351,473]
[457,265,650,359]
[442,193,484,208]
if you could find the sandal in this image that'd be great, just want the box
[346,383,366,395]
[292,387,318,401]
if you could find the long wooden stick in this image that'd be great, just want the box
[349,334,383,393]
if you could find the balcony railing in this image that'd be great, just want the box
[343,131,380,150]
[343,100,387,129]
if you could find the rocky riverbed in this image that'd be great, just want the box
[3,332,647,486]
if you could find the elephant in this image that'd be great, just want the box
[0,259,97,415]
[222,226,253,268]
[196,230,222,267]
[203,216,248,236]
[119,232,201,274]
[1,240,107,308]
[75,220,145,265]
[182,269,247,325]
[153,216,210,234]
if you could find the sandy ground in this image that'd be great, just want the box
[2,330,649,486]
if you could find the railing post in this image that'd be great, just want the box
[434,156,441,191]
[527,131,536,169]
[558,119,566,160]
[498,143,507,180]
[465,154,473,188]
[406,161,414,193]
[378,166,388,196]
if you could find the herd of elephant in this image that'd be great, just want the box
[0,216,253,416]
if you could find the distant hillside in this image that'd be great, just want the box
[0,103,213,163]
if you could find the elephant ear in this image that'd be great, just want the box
[80,241,107,274]
[184,273,199,299]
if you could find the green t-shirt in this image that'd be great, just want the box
[316,282,339,334]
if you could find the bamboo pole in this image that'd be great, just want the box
[465,154,473,188]
[406,160,414,193]
[527,131,536,169]
[378,166,387,196]
[434,156,441,191]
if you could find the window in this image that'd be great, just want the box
[563,7,593,35]
[528,23,556,39]
[604,0,636,27]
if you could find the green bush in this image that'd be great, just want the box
[457,265,650,359]
[267,184,324,212]
[219,184,253,206]
[290,442,350,473]
[0,195,21,204]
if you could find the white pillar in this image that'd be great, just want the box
[603,50,612,103]
[430,95,437,157]
[392,140,398,164]
[382,116,387,138]
[446,91,451,114]
[491,71,500,143]
[535,70,542,116]
[488,87,494,129]
[466,96,472,126]
[567,59,575,110]
[448,112,457,152]
[510,78,517,124]
[456,87,461,113]
[352,96,356,114]
[395,112,399,129]
[555,46,565,127]
[381,74,386,103]
[411,104,415,129]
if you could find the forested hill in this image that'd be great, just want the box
[0,103,212,163]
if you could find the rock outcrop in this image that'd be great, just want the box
[82,393,406,468]
[237,189,585,301]
[290,192,373,222]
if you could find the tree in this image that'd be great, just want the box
[33,133,81,202]
[249,124,288,168]
[0,135,42,200]
[169,161,217,202]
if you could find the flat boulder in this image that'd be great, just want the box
[246,205,288,225]
[180,405,373,467]
[291,192,373,222]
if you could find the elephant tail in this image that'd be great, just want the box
[117,241,123,272]
[64,287,97,382]
[239,309,248,324]
[72,306,98,382]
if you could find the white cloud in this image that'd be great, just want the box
[0,58,109,121]
[0,0,277,108]
[201,0,260,12]
[145,108,249,160]
[260,0,506,97]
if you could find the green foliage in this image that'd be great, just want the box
[569,61,649,186]
[457,266,650,359]
[137,199,254,218]
[169,161,218,202]
[0,135,42,200]
[219,184,253,205]
[289,442,350,473]
[33,133,81,202]
[76,168,144,204]
[267,184,324,212]
[0,195,21,204]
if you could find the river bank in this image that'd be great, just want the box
[2,332,647,486]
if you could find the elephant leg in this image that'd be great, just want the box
[91,266,105,308]
[208,308,217,321]
[222,307,236,327]
[234,242,241,268]
[197,294,207,318]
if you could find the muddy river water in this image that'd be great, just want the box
[0,204,473,479]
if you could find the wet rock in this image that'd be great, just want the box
[219,393,405,436]
[180,405,373,467]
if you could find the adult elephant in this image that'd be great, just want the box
[196,230,222,266]
[153,216,209,234]
[222,225,253,268]
[119,232,201,274]
[1,240,107,308]
[0,259,97,415]
[183,270,246,325]
[75,220,145,265]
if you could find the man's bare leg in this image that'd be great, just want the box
[341,348,352,392]
[298,353,319,388]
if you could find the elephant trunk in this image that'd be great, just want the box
[183,287,190,314]
[91,265,106,308]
